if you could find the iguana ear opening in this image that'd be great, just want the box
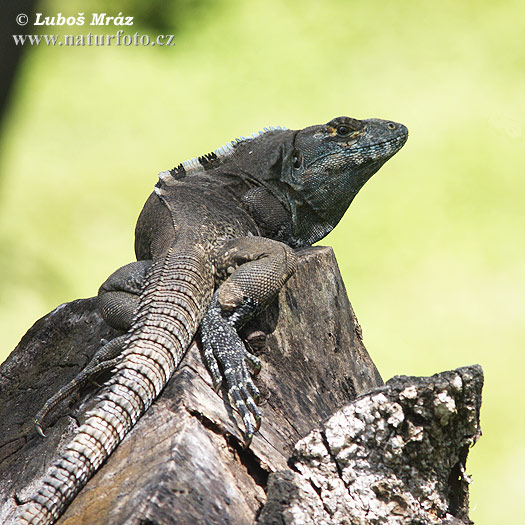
[292,150,303,170]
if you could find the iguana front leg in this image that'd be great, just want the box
[201,237,297,444]
[34,260,152,436]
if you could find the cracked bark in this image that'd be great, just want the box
[0,246,482,524]
[257,366,483,525]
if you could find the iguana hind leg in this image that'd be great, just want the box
[201,237,296,444]
[34,260,152,436]
[34,335,127,436]
[98,259,152,330]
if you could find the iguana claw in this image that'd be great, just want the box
[34,419,46,438]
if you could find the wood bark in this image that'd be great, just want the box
[0,246,384,524]
[258,365,482,524]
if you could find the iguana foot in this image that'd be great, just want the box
[200,294,262,444]
[34,335,127,436]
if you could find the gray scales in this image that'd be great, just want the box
[14,116,408,524]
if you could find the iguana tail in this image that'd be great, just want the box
[17,247,212,524]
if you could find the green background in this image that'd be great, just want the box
[1,1,523,522]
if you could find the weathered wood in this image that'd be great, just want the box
[0,246,382,524]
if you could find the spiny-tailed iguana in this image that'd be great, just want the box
[17,116,408,524]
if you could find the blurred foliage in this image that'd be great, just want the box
[1,0,524,523]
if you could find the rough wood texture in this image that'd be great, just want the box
[258,365,483,525]
[0,246,382,524]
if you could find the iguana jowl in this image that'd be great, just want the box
[17,116,408,524]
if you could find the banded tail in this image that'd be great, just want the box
[17,247,212,524]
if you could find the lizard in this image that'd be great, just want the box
[16,115,408,524]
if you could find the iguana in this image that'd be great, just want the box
[16,116,408,524]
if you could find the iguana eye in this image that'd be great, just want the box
[292,150,303,169]
[336,125,352,136]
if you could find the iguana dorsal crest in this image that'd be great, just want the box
[156,125,288,189]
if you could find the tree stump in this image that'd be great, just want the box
[0,246,384,524]
[258,365,482,524]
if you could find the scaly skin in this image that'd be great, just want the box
[17,116,408,524]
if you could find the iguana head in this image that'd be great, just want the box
[281,116,408,245]
[231,116,408,246]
